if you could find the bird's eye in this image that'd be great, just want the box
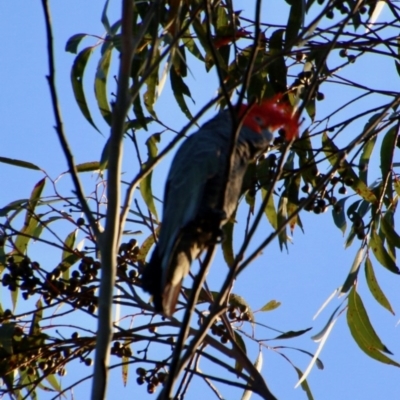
[253,115,264,125]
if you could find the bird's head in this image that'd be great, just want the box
[239,95,299,142]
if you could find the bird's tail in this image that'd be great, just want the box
[141,248,164,313]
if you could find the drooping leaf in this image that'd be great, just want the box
[133,94,149,131]
[347,287,400,366]
[0,235,5,272]
[170,65,194,120]
[182,36,205,62]
[12,178,46,263]
[0,323,15,354]
[369,229,400,274]
[192,17,226,71]
[65,33,88,54]
[381,211,400,248]
[71,46,100,132]
[322,132,377,204]
[340,247,364,294]
[137,227,160,263]
[45,374,61,393]
[143,49,160,117]
[0,156,41,171]
[241,349,262,400]
[295,129,319,186]
[294,366,314,400]
[364,256,394,314]
[234,331,247,373]
[95,46,113,125]
[380,126,397,200]
[222,217,235,267]
[285,0,305,50]
[277,195,289,251]
[60,230,79,280]
[359,133,377,183]
[268,29,287,94]
[29,299,44,337]
[261,188,278,230]
[140,134,160,219]
[331,197,348,234]
[296,317,337,388]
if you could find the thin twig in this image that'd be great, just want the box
[40,0,100,239]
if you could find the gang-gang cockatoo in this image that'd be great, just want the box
[142,97,299,316]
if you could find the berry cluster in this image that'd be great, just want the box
[135,366,167,394]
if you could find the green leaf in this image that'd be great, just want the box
[99,138,109,172]
[29,299,44,337]
[170,65,193,120]
[285,0,304,50]
[101,0,111,34]
[125,117,153,131]
[369,229,400,274]
[45,374,61,392]
[133,94,149,131]
[241,350,263,400]
[0,235,5,272]
[143,49,160,117]
[75,162,101,173]
[381,211,400,248]
[0,156,41,171]
[182,36,204,62]
[65,33,88,54]
[95,46,113,125]
[71,47,100,132]
[271,327,312,340]
[60,230,79,280]
[380,126,397,200]
[347,287,400,366]
[268,29,287,94]
[322,132,377,204]
[261,188,278,230]
[294,366,314,400]
[260,300,281,312]
[192,17,225,71]
[331,197,347,234]
[359,132,377,183]
[277,195,289,251]
[222,217,235,267]
[0,199,29,217]
[340,247,364,294]
[137,227,160,263]
[365,256,394,314]
[234,331,247,373]
[0,323,16,354]
[295,129,319,186]
[140,134,160,219]
[13,178,46,263]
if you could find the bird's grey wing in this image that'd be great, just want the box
[157,133,222,273]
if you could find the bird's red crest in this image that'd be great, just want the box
[240,95,299,141]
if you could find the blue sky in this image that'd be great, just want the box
[1,1,400,399]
